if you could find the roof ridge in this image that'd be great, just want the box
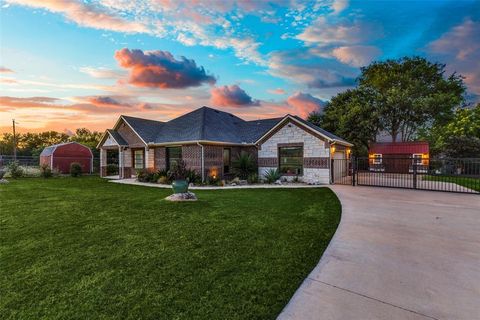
[200,106,207,140]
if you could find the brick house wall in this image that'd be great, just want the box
[258,120,330,184]
[154,147,166,170]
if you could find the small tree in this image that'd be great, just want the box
[70,162,82,177]
[7,161,23,179]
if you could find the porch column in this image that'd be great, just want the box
[118,147,124,179]
[123,148,132,178]
[145,146,154,171]
[100,148,107,177]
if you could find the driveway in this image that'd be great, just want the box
[278,186,480,320]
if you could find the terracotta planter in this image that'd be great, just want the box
[172,179,188,193]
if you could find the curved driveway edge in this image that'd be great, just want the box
[278,186,480,320]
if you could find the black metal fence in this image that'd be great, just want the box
[332,157,480,194]
[0,155,101,174]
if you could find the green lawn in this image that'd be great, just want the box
[0,177,341,320]
[423,175,480,192]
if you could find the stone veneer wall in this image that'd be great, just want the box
[258,121,330,184]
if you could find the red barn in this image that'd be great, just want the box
[40,142,93,174]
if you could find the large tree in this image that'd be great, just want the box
[358,57,465,142]
[418,103,480,157]
[309,88,380,155]
[309,56,466,155]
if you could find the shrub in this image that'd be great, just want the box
[70,162,82,177]
[232,151,256,180]
[106,163,118,175]
[7,161,23,179]
[185,169,201,184]
[167,160,188,180]
[40,164,53,178]
[264,168,280,184]
[157,176,169,184]
[206,175,221,186]
[247,173,259,184]
[136,169,152,182]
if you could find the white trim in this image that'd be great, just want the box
[148,140,254,147]
[119,116,148,146]
[255,115,353,147]
[412,153,423,165]
[372,154,382,164]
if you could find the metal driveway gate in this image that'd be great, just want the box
[332,156,480,194]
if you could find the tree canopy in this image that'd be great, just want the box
[309,56,467,155]
[0,128,102,157]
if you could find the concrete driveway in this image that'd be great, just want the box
[278,186,480,320]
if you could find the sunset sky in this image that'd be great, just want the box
[0,0,479,134]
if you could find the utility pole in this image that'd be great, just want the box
[12,119,17,161]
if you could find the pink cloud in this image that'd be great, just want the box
[0,66,14,73]
[268,88,286,95]
[115,48,216,89]
[331,45,381,67]
[427,19,480,98]
[210,85,260,107]
[286,92,326,118]
[5,0,148,33]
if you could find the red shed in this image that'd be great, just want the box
[368,142,430,173]
[40,142,93,174]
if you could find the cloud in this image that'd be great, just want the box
[79,67,125,79]
[210,85,260,107]
[5,0,148,34]
[331,45,381,67]
[331,0,348,14]
[297,17,378,46]
[268,50,357,89]
[84,96,132,108]
[427,18,480,99]
[114,48,216,89]
[287,92,326,118]
[268,88,286,95]
[0,66,14,73]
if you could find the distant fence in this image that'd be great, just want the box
[0,155,100,174]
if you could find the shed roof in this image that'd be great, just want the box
[369,142,429,154]
[40,142,92,156]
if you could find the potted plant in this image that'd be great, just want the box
[168,160,189,193]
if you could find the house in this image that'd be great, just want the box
[368,141,429,173]
[40,142,93,174]
[97,106,353,184]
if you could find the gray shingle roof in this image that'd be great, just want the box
[118,106,351,146]
[292,115,352,145]
[107,129,128,146]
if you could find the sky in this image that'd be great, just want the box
[0,0,479,134]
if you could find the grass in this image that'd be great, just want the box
[423,175,480,192]
[0,177,341,320]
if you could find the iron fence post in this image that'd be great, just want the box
[330,158,334,184]
[352,156,356,186]
[413,161,417,189]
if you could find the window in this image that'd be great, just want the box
[279,146,303,175]
[412,154,423,165]
[134,149,144,169]
[372,154,382,164]
[166,147,182,170]
[223,148,231,174]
